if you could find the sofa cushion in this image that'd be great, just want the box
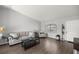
[21,36,29,40]
[9,33,19,39]
[19,32,29,37]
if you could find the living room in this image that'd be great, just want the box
[0,5,79,54]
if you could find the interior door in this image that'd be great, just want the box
[65,20,79,42]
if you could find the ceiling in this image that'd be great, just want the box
[7,5,79,21]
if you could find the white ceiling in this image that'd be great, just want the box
[7,5,79,21]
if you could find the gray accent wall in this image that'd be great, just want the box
[0,6,41,33]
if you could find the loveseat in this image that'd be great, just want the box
[8,31,34,45]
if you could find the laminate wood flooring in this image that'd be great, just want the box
[0,38,73,54]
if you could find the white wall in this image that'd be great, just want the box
[65,20,79,42]
[0,6,41,33]
[41,16,79,40]
[41,19,65,39]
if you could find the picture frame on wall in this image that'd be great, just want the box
[46,24,57,33]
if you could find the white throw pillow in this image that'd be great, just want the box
[9,33,19,38]
[29,32,34,37]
